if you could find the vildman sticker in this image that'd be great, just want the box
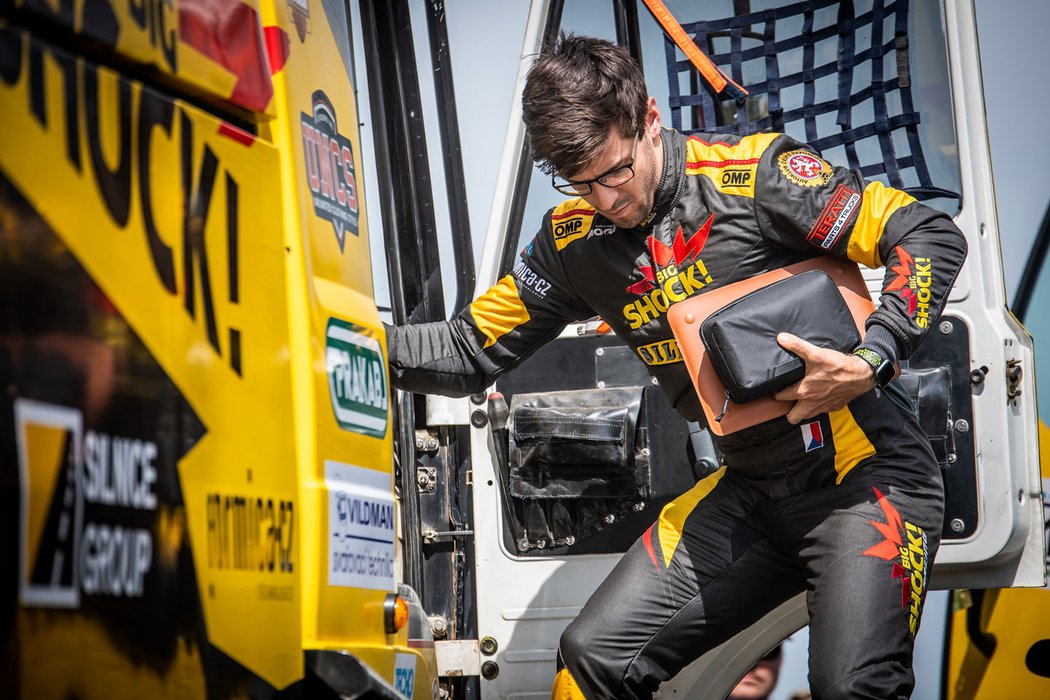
[326,319,388,438]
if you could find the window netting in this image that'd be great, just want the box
[664,0,954,198]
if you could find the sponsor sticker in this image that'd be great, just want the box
[864,487,929,636]
[801,420,824,452]
[301,91,360,252]
[550,206,595,250]
[778,150,833,187]
[512,261,553,298]
[15,400,83,608]
[326,461,395,591]
[394,653,417,698]
[15,400,178,608]
[719,168,753,188]
[884,246,934,328]
[622,214,715,329]
[326,319,389,437]
[806,184,861,249]
[636,338,683,366]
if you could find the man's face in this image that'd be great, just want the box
[564,125,661,229]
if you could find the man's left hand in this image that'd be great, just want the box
[773,332,876,424]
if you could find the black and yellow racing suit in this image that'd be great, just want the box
[387,128,967,699]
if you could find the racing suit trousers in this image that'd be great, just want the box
[556,394,944,700]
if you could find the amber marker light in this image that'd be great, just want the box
[384,593,410,634]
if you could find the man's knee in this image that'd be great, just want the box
[558,617,623,697]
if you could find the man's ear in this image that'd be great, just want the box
[645,96,661,140]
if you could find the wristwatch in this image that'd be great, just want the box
[853,347,895,387]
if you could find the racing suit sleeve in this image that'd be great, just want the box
[386,214,595,397]
[753,134,967,364]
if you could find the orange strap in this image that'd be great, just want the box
[641,0,748,99]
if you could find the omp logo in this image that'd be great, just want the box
[864,487,929,636]
[302,91,360,252]
[720,169,752,187]
[637,338,682,366]
[326,319,389,437]
[554,217,583,239]
[550,207,595,250]
[807,184,861,250]
[15,400,83,608]
[623,214,715,329]
[885,247,934,328]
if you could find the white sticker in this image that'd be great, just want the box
[394,652,417,698]
[326,461,395,590]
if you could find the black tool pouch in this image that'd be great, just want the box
[507,387,645,500]
[898,366,956,468]
[699,270,861,404]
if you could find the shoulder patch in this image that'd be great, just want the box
[550,199,597,251]
[686,133,778,197]
[777,149,833,187]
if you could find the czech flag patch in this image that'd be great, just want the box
[801,421,824,452]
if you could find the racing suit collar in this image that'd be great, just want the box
[634,127,683,233]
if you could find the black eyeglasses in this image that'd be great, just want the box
[552,134,641,196]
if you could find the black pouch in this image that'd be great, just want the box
[699,270,861,404]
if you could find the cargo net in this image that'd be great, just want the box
[665,0,953,198]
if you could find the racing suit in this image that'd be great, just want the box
[387,128,967,699]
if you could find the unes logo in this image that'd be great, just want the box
[623,214,715,329]
[301,91,360,252]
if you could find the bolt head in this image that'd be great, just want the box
[480,636,499,655]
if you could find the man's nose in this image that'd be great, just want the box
[590,182,621,210]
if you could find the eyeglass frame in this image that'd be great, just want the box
[551,133,642,196]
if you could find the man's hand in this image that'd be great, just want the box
[773,332,876,424]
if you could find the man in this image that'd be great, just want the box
[729,645,783,700]
[386,34,966,699]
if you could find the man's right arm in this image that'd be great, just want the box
[386,221,594,398]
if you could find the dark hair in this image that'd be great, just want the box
[522,33,648,176]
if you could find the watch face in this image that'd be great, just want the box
[875,358,896,386]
